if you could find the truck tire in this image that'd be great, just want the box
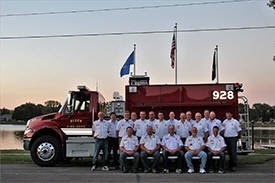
[30,135,61,166]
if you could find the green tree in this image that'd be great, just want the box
[44,100,61,113]
[12,103,45,121]
[0,108,10,115]
[252,103,273,122]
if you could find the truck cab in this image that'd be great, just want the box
[23,86,106,166]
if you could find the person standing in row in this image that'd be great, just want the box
[91,112,110,171]
[140,126,161,173]
[116,111,133,142]
[174,112,192,147]
[107,112,119,169]
[154,111,170,141]
[133,111,148,141]
[192,112,209,142]
[222,111,242,171]
[185,111,195,126]
[202,110,210,125]
[130,112,137,127]
[208,111,224,136]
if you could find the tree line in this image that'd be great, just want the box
[0,100,61,122]
[1,101,275,123]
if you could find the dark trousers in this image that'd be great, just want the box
[120,151,140,170]
[225,137,238,168]
[162,150,184,169]
[140,150,160,169]
[207,152,225,171]
[108,137,119,165]
[92,138,108,166]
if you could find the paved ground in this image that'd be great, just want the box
[1,160,275,183]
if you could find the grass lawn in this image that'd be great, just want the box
[1,149,274,165]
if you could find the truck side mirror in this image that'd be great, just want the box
[67,93,73,113]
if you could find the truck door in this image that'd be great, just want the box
[60,92,91,128]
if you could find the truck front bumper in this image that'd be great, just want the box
[23,138,31,150]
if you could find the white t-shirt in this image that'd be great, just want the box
[174,120,192,138]
[92,119,110,139]
[108,120,118,138]
[207,118,224,136]
[133,119,149,137]
[161,134,183,150]
[185,135,205,151]
[140,134,160,150]
[222,118,242,137]
[116,119,134,138]
[192,120,208,138]
[119,135,139,151]
[153,119,170,139]
[206,135,227,151]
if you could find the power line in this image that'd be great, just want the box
[0,25,274,40]
[0,0,263,17]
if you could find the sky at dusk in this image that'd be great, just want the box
[0,0,274,109]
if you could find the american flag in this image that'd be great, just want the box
[170,33,176,69]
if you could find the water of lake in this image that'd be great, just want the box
[0,125,275,150]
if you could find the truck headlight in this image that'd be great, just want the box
[24,127,33,135]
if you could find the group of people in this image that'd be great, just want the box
[91,110,242,174]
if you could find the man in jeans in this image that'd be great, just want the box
[140,125,161,173]
[119,126,139,173]
[206,126,226,173]
[107,112,119,169]
[91,112,110,171]
[222,111,242,171]
[184,127,207,174]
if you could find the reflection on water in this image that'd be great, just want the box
[0,125,25,150]
[0,125,275,150]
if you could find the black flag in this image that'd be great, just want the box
[212,47,217,81]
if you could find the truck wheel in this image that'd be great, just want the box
[31,135,61,166]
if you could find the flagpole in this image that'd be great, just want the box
[216,45,219,84]
[175,23,178,85]
[134,44,136,76]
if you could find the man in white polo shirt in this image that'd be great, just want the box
[107,112,119,169]
[184,127,207,174]
[154,111,170,140]
[140,125,161,173]
[174,112,192,147]
[202,109,210,125]
[116,111,133,141]
[206,126,226,174]
[119,126,139,173]
[134,111,149,140]
[91,112,110,171]
[222,111,242,171]
[208,111,224,136]
[162,125,184,174]
[192,112,209,142]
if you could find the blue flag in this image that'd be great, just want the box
[120,50,134,77]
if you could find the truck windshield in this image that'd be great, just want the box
[58,98,68,113]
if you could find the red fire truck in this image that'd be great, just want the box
[23,76,253,166]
